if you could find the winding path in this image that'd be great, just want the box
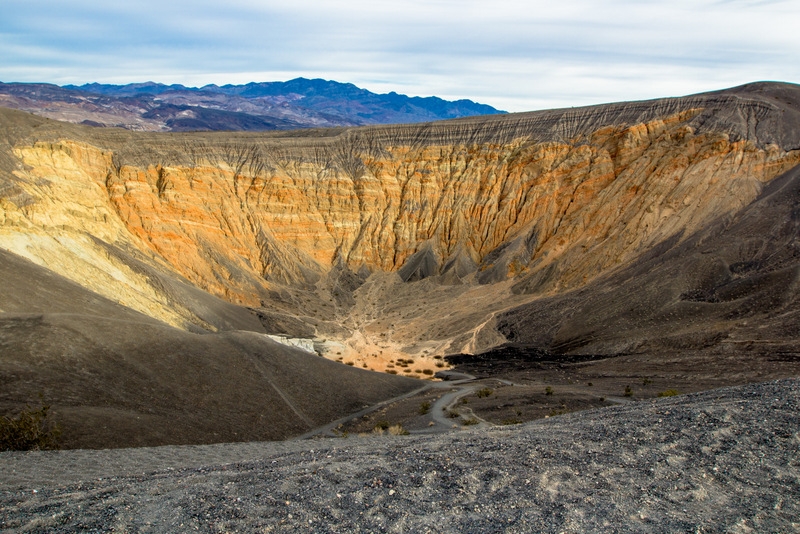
[295,370,487,439]
[295,368,634,440]
[293,384,432,440]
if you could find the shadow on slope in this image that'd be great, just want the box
[498,161,800,358]
[0,249,419,449]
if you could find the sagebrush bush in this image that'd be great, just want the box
[388,424,409,436]
[0,402,61,451]
[374,420,390,431]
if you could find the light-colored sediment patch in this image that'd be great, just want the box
[265,334,316,354]
[316,330,447,377]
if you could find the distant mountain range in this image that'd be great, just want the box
[0,78,504,132]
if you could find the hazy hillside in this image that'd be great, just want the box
[0,78,504,132]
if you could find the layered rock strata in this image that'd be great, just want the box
[1,82,799,364]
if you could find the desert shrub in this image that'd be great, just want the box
[624,386,633,397]
[658,389,681,397]
[587,382,593,387]
[462,417,479,426]
[545,386,553,396]
[446,409,460,419]
[419,402,431,415]
[476,387,493,398]
[388,424,409,436]
[422,369,434,375]
[501,418,522,425]
[0,402,61,451]
[374,420,390,431]
[435,362,445,368]
[642,378,653,385]
[386,369,398,374]
[345,361,354,366]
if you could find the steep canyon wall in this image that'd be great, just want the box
[1,82,799,359]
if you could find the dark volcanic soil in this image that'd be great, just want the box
[0,249,420,449]
[1,379,797,533]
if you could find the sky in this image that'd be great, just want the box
[1,0,798,113]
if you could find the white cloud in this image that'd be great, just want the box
[0,0,798,111]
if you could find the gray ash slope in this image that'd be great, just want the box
[1,378,798,532]
[496,141,800,358]
[0,249,420,449]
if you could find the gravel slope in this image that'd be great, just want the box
[1,378,798,533]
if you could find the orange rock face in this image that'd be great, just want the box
[2,85,800,364]
[93,111,800,302]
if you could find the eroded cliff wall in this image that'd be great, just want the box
[1,82,799,364]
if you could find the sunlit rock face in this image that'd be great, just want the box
[2,82,799,366]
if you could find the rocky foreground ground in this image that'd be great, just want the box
[1,378,798,533]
